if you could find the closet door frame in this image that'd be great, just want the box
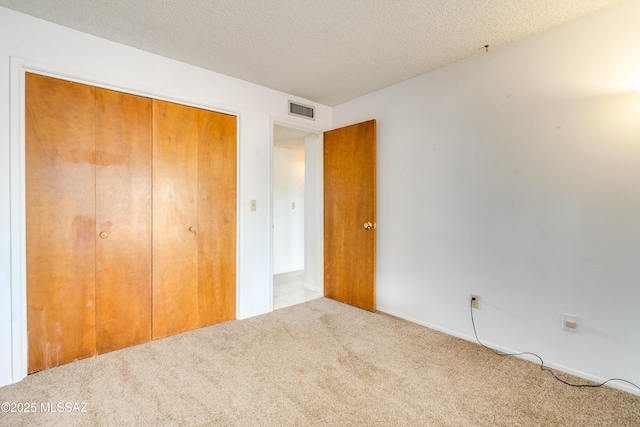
[8,58,240,382]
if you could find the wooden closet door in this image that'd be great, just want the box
[197,110,237,327]
[95,88,152,353]
[26,73,97,372]
[152,100,199,339]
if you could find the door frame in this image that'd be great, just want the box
[269,119,325,310]
[8,57,241,383]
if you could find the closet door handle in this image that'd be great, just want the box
[99,231,109,239]
[189,226,196,233]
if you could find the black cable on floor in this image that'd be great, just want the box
[469,300,640,391]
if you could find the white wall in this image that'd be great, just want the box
[272,146,305,274]
[0,6,331,387]
[332,0,640,394]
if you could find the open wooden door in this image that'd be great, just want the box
[323,120,376,312]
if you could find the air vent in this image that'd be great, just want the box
[288,101,315,120]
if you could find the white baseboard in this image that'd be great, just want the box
[376,305,640,397]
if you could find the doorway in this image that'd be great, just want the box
[272,124,323,309]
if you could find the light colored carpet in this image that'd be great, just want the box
[0,298,638,426]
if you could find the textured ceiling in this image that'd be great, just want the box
[0,0,626,106]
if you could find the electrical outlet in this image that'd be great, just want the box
[470,294,479,309]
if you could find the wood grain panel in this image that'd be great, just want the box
[95,88,152,353]
[152,100,199,339]
[26,73,97,372]
[324,120,376,312]
[197,110,237,327]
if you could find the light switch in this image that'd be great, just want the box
[562,313,577,332]
[250,200,257,211]
[291,202,295,209]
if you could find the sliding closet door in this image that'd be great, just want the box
[197,110,237,326]
[95,88,152,353]
[153,103,237,336]
[152,100,199,339]
[26,74,235,369]
[26,73,97,372]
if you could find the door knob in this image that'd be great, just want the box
[189,226,196,233]
[363,222,373,230]
[99,231,108,239]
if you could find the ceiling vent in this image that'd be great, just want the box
[288,101,315,120]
